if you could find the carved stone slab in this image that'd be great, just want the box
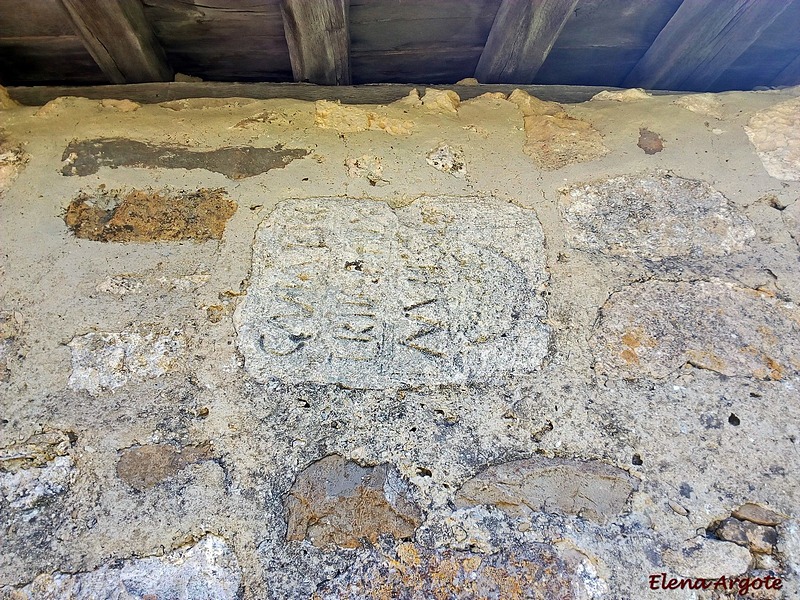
[235,197,550,388]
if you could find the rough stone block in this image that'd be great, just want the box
[7,536,241,600]
[67,327,186,396]
[591,280,800,380]
[312,541,603,600]
[235,197,550,388]
[455,456,637,523]
[285,454,422,549]
[560,173,755,260]
[745,97,800,182]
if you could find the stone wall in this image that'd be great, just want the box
[0,84,798,599]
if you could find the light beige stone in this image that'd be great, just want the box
[455,457,637,523]
[674,93,725,119]
[664,538,751,579]
[745,96,800,181]
[421,88,460,113]
[285,454,421,549]
[591,88,652,102]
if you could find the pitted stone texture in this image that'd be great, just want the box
[673,93,724,119]
[235,197,550,388]
[507,90,608,170]
[0,311,22,382]
[560,173,755,260]
[745,97,800,181]
[311,541,605,600]
[592,280,800,380]
[0,456,73,511]
[455,457,636,524]
[664,537,751,580]
[5,535,241,600]
[286,454,422,548]
[0,430,73,472]
[67,327,185,396]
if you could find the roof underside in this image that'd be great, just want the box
[1,0,799,92]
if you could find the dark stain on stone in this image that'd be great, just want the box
[64,187,237,242]
[638,128,664,154]
[60,138,309,179]
[116,443,212,491]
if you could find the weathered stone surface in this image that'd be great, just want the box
[591,88,651,102]
[426,144,466,177]
[507,90,608,170]
[314,100,413,135]
[637,128,664,154]
[0,430,73,473]
[0,86,19,110]
[420,89,460,113]
[732,503,785,527]
[116,443,212,491]
[521,115,608,171]
[60,138,308,178]
[345,155,384,184]
[235,197,550,388]
[674,93,724,119]
[745,97,800,182]
[312,541,605,600]
[64,188,237,242]
[592,280,800,380]
[507,89,562,117]
[715,517,778,554]
[5,535,241,600]
[98,99,140,112]
[507,90,607,169]
[0,311,22,382]
[455,457,637,523]
[560,173,755,260]
[0,138,28,190]
[67,327,186,396]
[285,455,422,549]
[664,537,751,579]
[0,456,74,511]
[783,199,800,248]
[159,97,257,111]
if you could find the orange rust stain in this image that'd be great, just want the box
[621,331,641,348]
[685,350,728,373]
[765,357,784,380]
[620,348,640,365]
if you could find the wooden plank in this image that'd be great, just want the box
[280,0,351,85]
[475,0,579,84]
[773,54,800,87]
[5,82,680,107]
[352,47,483,84]
[709,0,800,91]
[349,0,498,51]
[142,0,290,80]
[0,0,76,37]
[533,0,683,86]
[57,0,173,83]
[0,36,107,85]
[623,0,794,91]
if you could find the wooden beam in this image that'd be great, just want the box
[623,0,792,91]
[281,0,351,85]
[475,0,579,84]
[773,53,800,87]
[5,82,683,107]
[57,0,173,84]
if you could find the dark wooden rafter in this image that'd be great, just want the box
[281,0,351,85]
[57,0,172,84]
[624,0,793,90]
[475,0,579,84]
[773,53,800,87]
